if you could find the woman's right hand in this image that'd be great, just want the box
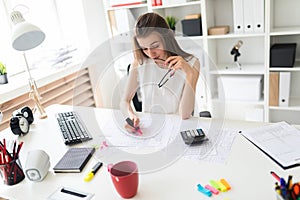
[125,116,140,133]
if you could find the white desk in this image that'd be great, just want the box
[1,104,299,200]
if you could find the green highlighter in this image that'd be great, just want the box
[210,180,221,191]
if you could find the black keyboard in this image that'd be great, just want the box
[56,111,92,145]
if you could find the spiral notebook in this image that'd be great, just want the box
[53,147,95,173]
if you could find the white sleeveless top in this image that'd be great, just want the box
[136,56,196,114]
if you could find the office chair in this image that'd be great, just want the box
[127,64,142,112]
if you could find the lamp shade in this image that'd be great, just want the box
[10,11,45,51]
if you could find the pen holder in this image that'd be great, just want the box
[0,157,25,185]
[276,193,284,200]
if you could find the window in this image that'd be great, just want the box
[0,0,89,77]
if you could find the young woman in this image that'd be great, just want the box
[120,12,200,133]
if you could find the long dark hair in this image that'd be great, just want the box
[133,12,192,65]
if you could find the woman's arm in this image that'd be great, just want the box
[120,59,140,126]
[165,56,200,119]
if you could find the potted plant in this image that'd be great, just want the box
[166,16,177,32]
[0,62,8,84]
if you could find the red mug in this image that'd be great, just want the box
[108,161,139,199]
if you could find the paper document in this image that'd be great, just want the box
[241,121,300,169]
[98,111,180,148]
[166,122,238,165]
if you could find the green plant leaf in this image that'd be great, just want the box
[165,16,177,29]
[0,62,7,75]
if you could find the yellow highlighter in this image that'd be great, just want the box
[217,181,228,192]
[84,162,103,182]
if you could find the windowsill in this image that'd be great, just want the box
[0,63,83,104]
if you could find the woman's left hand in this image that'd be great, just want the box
[165,56,194,76]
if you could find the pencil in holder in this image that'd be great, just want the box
[0,157,25,185]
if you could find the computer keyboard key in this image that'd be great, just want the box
[56,111,93,145]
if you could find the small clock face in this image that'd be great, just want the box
[23,111,29,118]
[19,117,29,134]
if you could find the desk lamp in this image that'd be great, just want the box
[10,10,47,119]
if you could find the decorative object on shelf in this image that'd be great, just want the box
[10,10,47,119]
[0,62,8,84]
[181,14,202,36]
[230,40,243,70]
[165,16,177,32]
[208,25,230,35]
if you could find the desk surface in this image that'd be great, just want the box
[1,104,299,200]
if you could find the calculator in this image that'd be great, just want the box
[180,128,208,145]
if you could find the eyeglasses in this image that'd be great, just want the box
[155,58,174,88]
[158,68,174,88]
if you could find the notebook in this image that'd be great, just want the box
[53,147,95,173]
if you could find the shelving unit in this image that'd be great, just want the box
[102,0,300,124]
[266,0,300,124]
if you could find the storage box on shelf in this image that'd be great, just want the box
[208,26,229,35]
[217,75,263,101]
[181,18,202,36]
[270,43,297,67]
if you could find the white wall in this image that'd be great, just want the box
[81,0,115,108]
[81,0,109,52]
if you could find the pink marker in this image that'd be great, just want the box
[102,141,108,147]
[126,117,143,135]
[205,184,219,195]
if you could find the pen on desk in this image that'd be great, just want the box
[270,171,281,182]
[84,162,103,182]
[126,117,143,135]
[287,175,293,189]
[280,177,287,198]
[275,182,281,195]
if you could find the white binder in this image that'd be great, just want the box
[232,0,244,33]
[279,72,291,107]
[243,0,254,33]
[253,0,265,33]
